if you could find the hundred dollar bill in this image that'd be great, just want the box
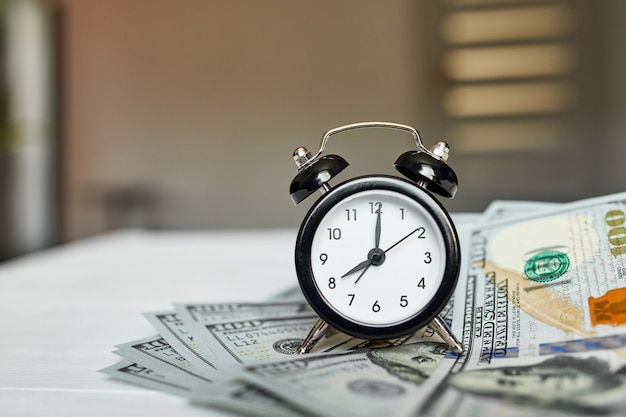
[101,358,304,417]
[421,348,626,416]
[114,334,218,386]
[174,301,313,325]
[145,303,313,373]
[143,310,219,373]
[458,191,626,365]
[195,312,359,368]
[231,285,460,417]
[113,335,305,417]
[99,359,192,397]
[173,301,314,355]
[192,382,310,417]
[415,193,626,415]
[238,341,453,417]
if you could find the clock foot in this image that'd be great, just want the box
[297,318,330,354]
[430,315,464,354]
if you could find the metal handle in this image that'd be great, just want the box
[308,122,427,164]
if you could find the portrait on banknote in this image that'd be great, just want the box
[367,342,448,384]
[448,355,626,411]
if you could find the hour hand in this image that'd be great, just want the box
[341,259,371,278]
[342,210,381,280]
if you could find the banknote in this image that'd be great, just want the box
[233,286,460,417]
[413,192,626,415]
[143,310,220,373]
[101,359,304,417]
[458,192,626,364]
[113,334,307,417]
[99,359,192,397]
[421,349,626,416]
[114,334,219,386]
[238,341,454,417]
[191,382,310,417]
[173,301,314,357]
[173,301,313,326]
[194,312,359,368]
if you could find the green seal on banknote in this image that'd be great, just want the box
[523,250,570,282]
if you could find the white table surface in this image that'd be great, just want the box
[0,228,300,417]
[0,213,481,417]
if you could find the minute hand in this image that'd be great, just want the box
[384,227,422,253]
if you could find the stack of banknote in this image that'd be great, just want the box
[101,192,626,417]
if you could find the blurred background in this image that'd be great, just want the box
[1,0,625,260]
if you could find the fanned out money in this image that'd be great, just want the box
[101,193,626,417]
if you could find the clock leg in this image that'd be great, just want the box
[297,318,330,354]
[430,315,464,354]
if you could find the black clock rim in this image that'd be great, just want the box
[295,175,461,341]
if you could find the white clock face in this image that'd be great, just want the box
[309,188,446,327]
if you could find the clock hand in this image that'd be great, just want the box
[343,226,419,282]
[342,211,382,280]
[341,258,372,278]
[375,209,381,249]
[342,248,386,283]
[341,210,381,283]
[354,264,372,284]
[384,227,421,253]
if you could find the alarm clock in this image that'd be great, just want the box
[289,122,463,355]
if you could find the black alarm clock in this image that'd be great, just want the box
[289,122,463,354]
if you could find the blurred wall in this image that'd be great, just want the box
[604,0,626,184]
[61,0,428,239]
[58,0,626,240]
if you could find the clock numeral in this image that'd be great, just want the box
[345,209,357,221]
[327,228,342,240]
[328,277,336,289]
[369,202,383,214]
[372,300,381,312]
[348,293,355,306]
[417,277,426,289]
[320,253,328,265]
[424,251,432,264]
[417,227,426,239]
[400,295,408,307]
[399,207,405,220]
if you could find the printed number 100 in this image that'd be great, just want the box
[606,210,626,258]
